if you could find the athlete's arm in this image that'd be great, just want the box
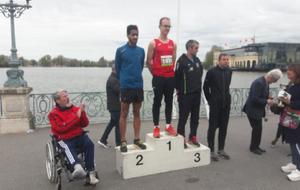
[146,40,155,74]
[115,48,121,79]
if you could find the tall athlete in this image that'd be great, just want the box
[146,17,177,138]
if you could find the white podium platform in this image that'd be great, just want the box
[116,132,211,179]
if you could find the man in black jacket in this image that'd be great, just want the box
[243,69,282,155]
[175,40,203,148]
[203,53,232,161]
[98,64,121,148]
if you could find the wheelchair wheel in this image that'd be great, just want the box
[46,140,58,183]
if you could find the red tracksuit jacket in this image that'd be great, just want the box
[48,105,89,140]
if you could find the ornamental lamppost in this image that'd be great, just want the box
[0,0,32,87]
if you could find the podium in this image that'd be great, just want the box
[116,132,210,179]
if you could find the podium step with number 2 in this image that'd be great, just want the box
[116,132,211,179]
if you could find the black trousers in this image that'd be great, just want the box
[152,76,175,125]
[274,124,285,142]
[290,143,300,170]
[207,103,230,152]
[100,111,121,146]
[247,116,262,151]
[177,92,201,138]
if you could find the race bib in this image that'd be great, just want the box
[160,55,173,67]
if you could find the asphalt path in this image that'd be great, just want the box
[0,116,299,190]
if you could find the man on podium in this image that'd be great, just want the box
[115,25,147,153]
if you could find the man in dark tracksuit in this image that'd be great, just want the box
[98,64,121,148]
[175,40,203,148]
[203,53,232,161]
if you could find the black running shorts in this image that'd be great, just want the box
[120,88,144,103]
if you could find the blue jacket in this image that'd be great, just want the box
[284,83,300,143]
[115,43,144,89]
[242,76,269,119]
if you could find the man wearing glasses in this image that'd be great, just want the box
[146,17,177,138]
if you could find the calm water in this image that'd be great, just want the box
[0,67,289,93]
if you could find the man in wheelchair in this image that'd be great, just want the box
[48,89,100,185]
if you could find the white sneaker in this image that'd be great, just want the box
[281,163,297,173]
[97,140,109,149]
[72,164,86,179]
[88,171,100,185]
[287,169,300,181]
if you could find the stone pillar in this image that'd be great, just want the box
[0,87,34,134]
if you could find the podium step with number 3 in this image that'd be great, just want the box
[116,132,211,179]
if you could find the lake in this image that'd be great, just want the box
[0,67,289,93]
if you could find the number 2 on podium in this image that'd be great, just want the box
[136,155,144,166]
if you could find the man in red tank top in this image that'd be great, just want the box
[146,17,177,138]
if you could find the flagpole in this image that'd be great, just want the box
[176,0,181,53]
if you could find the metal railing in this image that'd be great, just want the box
[29,88,279,128]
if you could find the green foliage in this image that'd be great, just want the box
[0,55,9,67]
[203,45,223,69]
[38,55,52,67]
[0,54,114,67]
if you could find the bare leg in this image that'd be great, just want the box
[132,102,142,139]
[120,102,130,142]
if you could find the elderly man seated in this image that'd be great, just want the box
[48,89,99,185]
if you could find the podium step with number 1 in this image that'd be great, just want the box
[116,132,211,179]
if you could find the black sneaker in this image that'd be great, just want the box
[250,149,262,155]
[211,152,219,162]
[184,142,188,149]
[218,150,230,160]
[133,139,147,150]
[120,141,127,153]
[258,147,266,153]
[271,138,278,146]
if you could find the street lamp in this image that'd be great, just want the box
[0,0,32,87]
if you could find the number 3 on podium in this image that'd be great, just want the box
[194,152,200,163]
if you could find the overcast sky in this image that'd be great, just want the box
[0,0,300,61]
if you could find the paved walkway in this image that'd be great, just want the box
[0,116,299,190]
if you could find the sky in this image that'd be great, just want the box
[0,0,300,61]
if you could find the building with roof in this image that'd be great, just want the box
[214,42,300,71]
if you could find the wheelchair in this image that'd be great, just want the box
[45,132,98,190]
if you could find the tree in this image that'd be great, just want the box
[82,60,92,67]
[0,55,9,67]
[19,56,31,66]
[98,56,107,67]
[30,59,38,67]
[39,55,52,67]
[203,45,223,69]
[52,55,65,67]
[68,59,81,67]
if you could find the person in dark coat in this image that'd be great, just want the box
[175,40,203,148]
[98,64,121,147]
[243,69,282,155]
[280,64,300,181]
[203,53,232,161]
